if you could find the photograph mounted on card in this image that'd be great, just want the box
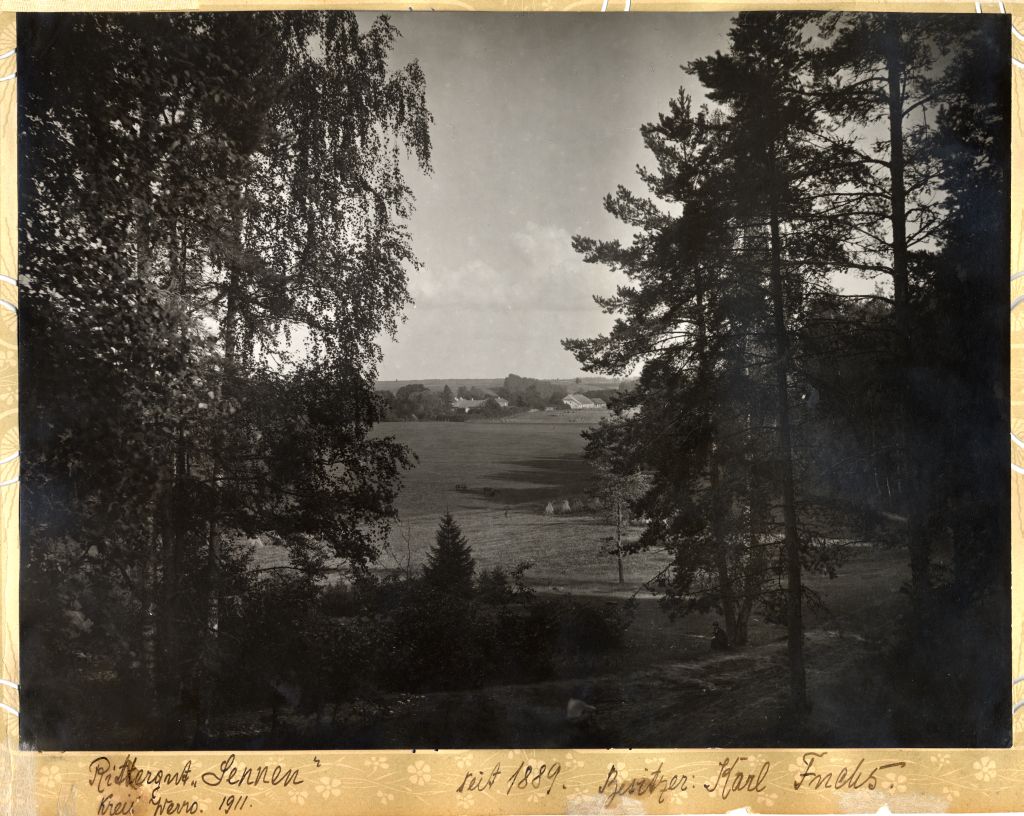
[4,5,1023,815]
[15,7,1011,755]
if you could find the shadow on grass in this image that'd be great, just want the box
[474,457,598,507]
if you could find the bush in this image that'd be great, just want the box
[476,561,535,604]
[206,567,634,733]
[320,582,357,617]
[548,598,631,656]
[476,567,512,604]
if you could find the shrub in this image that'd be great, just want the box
[548,598,631,656]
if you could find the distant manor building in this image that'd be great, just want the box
[562,393,596,410]
[452,397,485,412]
[452,394,509,413]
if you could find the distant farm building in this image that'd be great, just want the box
[452,395,508,413]
[452,397,486,413]
[562,393,596,410]
[480,389,510,408]
[589,397,606,408]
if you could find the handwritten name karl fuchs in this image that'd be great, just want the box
[594,753,912,806]
[793,752,907,792]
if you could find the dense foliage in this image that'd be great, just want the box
[565,12,1009,743]
[212,517,623,748]
[20,11,432,747]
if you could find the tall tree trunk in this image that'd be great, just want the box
[134,177,161,712]
[768,192,806,713]
[737,466,768,649]
[157,221,190,734]
[156,468,181,739]
[710,444,739,645]
[195,210,246,741]
[615,501,625,584]
[695,266,738,644]
[734,333,764,649]
[141,519,159,709]
[885,20,930,613]
[194,521,222,741]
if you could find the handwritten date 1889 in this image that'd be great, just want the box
[456,762,562,797]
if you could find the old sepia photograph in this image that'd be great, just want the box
[18,10,1010,750]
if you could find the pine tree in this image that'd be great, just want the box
[689,10,866,714]
[566,12,859,712]
[563,90,781,650]
[813,13,960,613]
[926,18,1009,599]
[423,512,476,596]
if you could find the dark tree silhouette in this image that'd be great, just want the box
[19,10,432,748]
[423,512,476,597]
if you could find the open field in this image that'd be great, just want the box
[369,416,670,589]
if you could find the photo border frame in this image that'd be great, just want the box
[1,2,1022,813]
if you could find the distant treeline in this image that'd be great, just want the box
[378,373,633,420]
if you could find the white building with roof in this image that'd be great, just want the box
[562,393,596,410]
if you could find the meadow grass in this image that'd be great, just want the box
[371,416,672,589]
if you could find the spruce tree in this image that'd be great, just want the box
[423,512,476,596]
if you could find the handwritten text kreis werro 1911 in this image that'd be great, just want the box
[87,753,305,816]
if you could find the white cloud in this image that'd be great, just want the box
[380,223,627,379]
[408,220,623,312]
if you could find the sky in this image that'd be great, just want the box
[363,12,733,381]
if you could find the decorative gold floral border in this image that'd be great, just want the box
[1,2,1022,814]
